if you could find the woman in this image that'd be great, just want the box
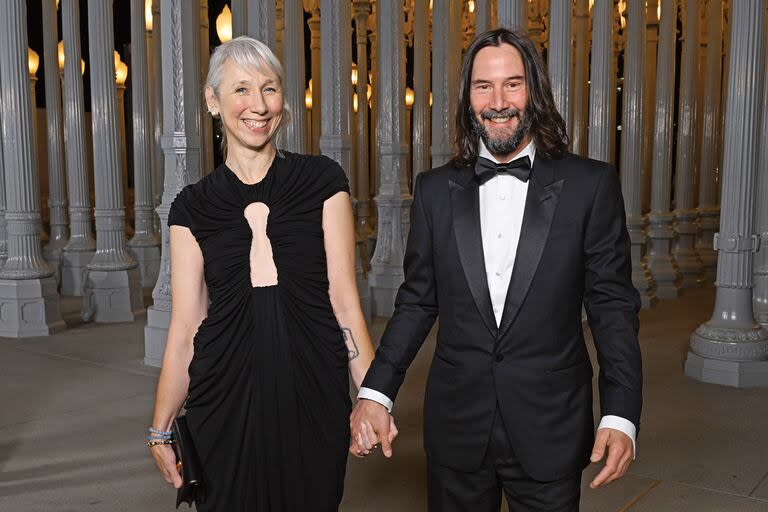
[148,36,394,511]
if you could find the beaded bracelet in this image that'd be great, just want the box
[148,427,173,436]
[147,439,175,448]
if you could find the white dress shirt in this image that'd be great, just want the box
[359,140,636,457]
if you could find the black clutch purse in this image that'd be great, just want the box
[172,415,206,508]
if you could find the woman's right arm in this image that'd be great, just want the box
[149,225,208,487]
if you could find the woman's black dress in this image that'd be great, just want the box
[167,152,352,511]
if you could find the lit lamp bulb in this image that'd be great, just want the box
[28,48,40,77]
[114,51,128,85]
[308,78,313,92]
[305,87,312,109]
[353,93,359,113]
[216,5,233,43]
[57,40,65,71]
[145,0,153,31]
[351,63,358,86]
[367,83,372,102]
[115,61,128,85]
[468,0,475,14]
[429,91,433,107]
[405,87,414,108]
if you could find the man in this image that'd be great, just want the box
[351,29,642,511]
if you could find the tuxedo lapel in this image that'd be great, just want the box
[497,157,564,338]
[450,173,498,337]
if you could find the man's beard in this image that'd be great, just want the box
[470,106,533,156]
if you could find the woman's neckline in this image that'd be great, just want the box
[224,151,287,186]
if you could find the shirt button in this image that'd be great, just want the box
[497,233,502,239]
[493,307,499,313]
[495,353,504,362]
[495,271,501,277]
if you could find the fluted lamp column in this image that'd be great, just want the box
[685,0,768,387]
[231,0,246,39]
[431,0,461,167]
[145,0,203,367]
[548,0,572,145]
[696,0,723,281]
[643,0,659,212]
[0,74,6,267]
[475,0,491,34]
[151,0,164,232]
[753,19,768,329]
[28,50,40,156]
[368,0,412,317]
[82,0,143,323]
[609,0,622,165]
[353,1,373,249]
[412,0,431,181]
[620,0,656,309]
[318,0,369,322]
[246,0,276,50]
[672,0,704,288]
[128,0,161,288]
[646,0,681,299]
[366,7,378,258]
[60,0,96,296]
[41,0,70,274]
[571,0,590,156]
[114,52,129,219]
[283,0,306,154]
[498,0,527,31]
[588,0,613,163]
[0,0,65,337]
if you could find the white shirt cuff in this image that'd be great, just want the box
[598,415,637,459]
[357,387,394,413]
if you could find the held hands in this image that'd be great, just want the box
[589,427,634,489]
[349,399,399,458]
[150,444,183,489]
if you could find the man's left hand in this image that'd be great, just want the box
[589,427,634,488]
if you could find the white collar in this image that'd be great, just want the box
[478,139,536,166]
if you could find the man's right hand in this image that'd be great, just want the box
[349,399,398,458]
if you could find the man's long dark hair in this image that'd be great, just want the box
[450,29,569,167]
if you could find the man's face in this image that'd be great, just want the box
[469,43,532,161]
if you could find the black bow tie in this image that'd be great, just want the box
[474,155,532,184]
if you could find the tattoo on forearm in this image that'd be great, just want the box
[342,327,360,360]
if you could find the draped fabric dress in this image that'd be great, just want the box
[167,152,352,511]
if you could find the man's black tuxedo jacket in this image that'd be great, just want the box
[362,152,642,482]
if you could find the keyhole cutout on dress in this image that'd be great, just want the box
[244,202,278,287]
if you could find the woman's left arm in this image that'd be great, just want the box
[323,191,376,390]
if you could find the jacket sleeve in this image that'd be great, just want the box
[582,165,643,431]
[361,172,439,402]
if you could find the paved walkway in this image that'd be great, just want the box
[1,286,767,511]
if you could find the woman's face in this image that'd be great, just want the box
[206,58,284,154]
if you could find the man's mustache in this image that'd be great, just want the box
[480,109,521,120]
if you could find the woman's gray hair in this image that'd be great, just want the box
[205,36,291,156]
